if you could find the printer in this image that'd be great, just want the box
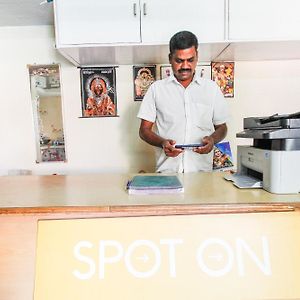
[225,112,300,194]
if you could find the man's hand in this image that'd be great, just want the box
[162,140,183,157]
[139,120,183,157]
[193,123,227,155]
[193,136,214,154]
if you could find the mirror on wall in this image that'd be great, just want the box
[28,64,66,163]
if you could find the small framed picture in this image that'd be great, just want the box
[160,64,211,79]
[80,67,117,117]
[133,65,156,101]
[160,65,172,79]
[211,62,234,98]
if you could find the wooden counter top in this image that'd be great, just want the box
[0,173,299,215]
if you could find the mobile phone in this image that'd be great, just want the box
[175,143,203,149]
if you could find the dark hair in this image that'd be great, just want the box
[169,31,198,55]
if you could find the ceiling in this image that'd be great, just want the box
[0,0,54,27]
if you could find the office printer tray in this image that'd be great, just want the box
[244,117,300,129]
[236,128,300,139]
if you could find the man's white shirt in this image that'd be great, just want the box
[137,73,229,173]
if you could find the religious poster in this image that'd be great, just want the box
[133,65,156,101]
[80,67,117,117]
[213,141,234,171]
[211,62,234,98]
[160,64,211,79]
[160,65,172,79]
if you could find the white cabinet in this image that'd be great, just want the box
[228,0,300,41]
[140,0,225,43]
[53,0,300,64]
[54,0,225,46]
[54,0,141,45]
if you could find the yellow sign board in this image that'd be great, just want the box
[34,212,300,300]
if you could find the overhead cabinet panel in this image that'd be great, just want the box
[141,0,225,44]
[229,0,300,41]
[54,0,225,46]
[53,0,229,65]
[54,0,141,45]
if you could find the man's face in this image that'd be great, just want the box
[169,46,198,85]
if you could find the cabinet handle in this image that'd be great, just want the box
[143,3,147,15]
[133,3,137,16]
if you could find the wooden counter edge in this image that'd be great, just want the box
[0,203,296,217]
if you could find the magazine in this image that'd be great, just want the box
[213,141,234,171]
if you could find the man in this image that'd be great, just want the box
[137,31,229,173]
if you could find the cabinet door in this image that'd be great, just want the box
[54,0,141,45]
[140,0,225,44]
[229,0,300,41]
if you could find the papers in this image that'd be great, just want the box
[127,175,184,195]
[224,173,262,189]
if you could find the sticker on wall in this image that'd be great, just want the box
[211,62,234,98]
[160,64,212,80]
[80,67,117,117]
[133,65,156,101]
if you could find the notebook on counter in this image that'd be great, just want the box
[127,175,184,195]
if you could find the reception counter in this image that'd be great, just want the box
[1,172,300,214]
[1,173,300,300]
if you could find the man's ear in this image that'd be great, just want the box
[168,53,172,63]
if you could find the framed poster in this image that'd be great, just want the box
[133,65,156,101]
[160,65,172,79]
[211,62,234,98]
[160,64,211,79]
[80,67,117,117]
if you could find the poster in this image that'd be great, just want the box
[80,67,117,117]
[211,62,234,98]
[133,65,156,101]
[213,141,234,171]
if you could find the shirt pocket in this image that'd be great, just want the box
[190,102,213,130]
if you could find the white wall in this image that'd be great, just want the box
[0,25,155,175]
[227,60,300,162]
[0,25,299,175]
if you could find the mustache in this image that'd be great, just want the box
[178,68,192,73]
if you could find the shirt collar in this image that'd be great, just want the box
[166,71,203,86]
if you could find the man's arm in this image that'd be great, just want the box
[139,119,183,157]
[194,123,227,154]
[210,123,228,144]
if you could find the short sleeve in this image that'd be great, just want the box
[137,83,157,123]
[212,82,229,125]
